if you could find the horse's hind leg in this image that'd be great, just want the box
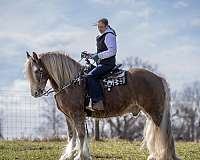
[145,108,178,160]
[142,117,156,160]
[144,79,180,160]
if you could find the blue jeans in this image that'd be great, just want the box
[86,64,114,103]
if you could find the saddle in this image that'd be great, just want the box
[80,63,127,92]
[100,64,127,91]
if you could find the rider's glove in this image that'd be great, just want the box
[81,51,88,59]
[91,53,100,63]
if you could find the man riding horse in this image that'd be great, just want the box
[84,18,117,111]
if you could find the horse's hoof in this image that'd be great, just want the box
[147,155,156,160]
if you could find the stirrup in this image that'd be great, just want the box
[85,106,95,112]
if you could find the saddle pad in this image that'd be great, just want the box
[102,71,127,91]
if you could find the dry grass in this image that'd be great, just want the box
[0,139,199,160]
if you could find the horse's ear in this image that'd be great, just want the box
[26,51,31,59]
[33,52,39,62]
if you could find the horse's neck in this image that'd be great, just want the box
[49,76,59,92]
[44,56,81,91]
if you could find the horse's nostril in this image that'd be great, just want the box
[35,91,38,96]
[39,89,43,94]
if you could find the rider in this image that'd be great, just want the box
[85,18,117,111]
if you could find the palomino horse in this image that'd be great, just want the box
[25,51,180,160]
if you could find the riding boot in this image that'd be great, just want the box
[92,100,104,111]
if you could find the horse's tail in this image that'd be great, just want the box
[144,78,180,160]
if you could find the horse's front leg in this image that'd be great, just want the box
[65,116,73,142]
[74,114,91,160]
[59,117,78,160]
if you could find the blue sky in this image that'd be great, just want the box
[0,0,200,92]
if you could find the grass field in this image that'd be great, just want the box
[0,139,199,160]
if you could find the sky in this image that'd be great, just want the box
[0,0,200,92]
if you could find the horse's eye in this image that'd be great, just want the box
[35,68,43,73]
[39,68,43,72]
[35,70,39,73]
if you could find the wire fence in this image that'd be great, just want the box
[0,91,68,140]
[1,90,200,141]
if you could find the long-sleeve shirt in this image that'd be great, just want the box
[97,27,117,60]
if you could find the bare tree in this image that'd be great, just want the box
[0,108,4,139]
[122,56,158,72]
[171,81,200,141]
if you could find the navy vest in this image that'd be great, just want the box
[96,32,116,66]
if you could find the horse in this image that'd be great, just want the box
[25,51,180,160]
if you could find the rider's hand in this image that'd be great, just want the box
[81,51,95,59]
[81,51,88,59]
[91,53,100,63]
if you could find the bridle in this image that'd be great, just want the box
[35,60,55,96]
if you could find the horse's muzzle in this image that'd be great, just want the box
[32,89,44,98]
